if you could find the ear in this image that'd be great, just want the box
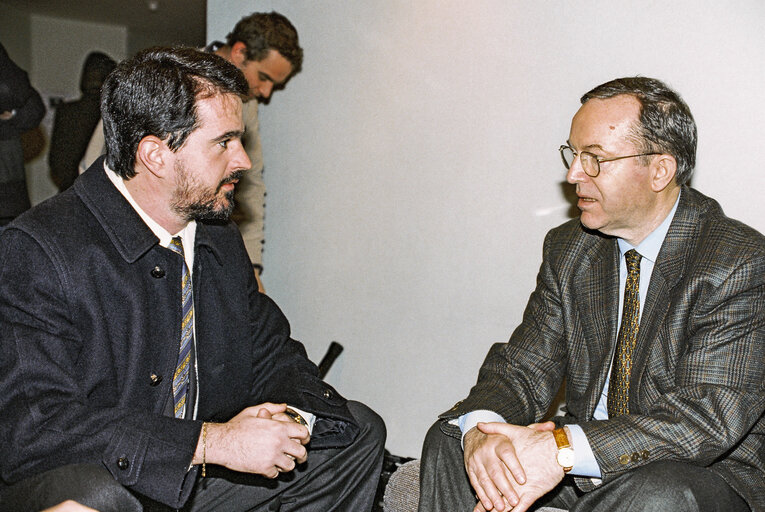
[650,154,677,192]
[136,135,171,179]
[230,41,249,67]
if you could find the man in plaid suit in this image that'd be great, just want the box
[419,77,765,512]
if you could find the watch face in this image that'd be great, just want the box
[557,447,575,468]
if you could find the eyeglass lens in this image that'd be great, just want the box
[560,146,597,176]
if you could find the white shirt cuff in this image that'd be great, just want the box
[451,410,505,449]
[288,405,316,434]
[565,424,602,478]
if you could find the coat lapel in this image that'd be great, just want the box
[572,234,621,418]
[74,156,159,263]
[631,187,700,409]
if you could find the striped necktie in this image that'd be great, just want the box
[607,249,642,417]
[168,236,193,419]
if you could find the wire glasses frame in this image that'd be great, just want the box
[559,145,660,178]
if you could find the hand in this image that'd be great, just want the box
[197,403,310,478]
[463,426,526,511]
[474,422,565,512]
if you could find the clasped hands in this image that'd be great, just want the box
[194,402,310,479]
[464,420,565,512]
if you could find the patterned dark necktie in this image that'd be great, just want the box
[607,249,642,417]
[168,236,193,419]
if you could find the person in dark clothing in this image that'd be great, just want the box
[0,47,385,512]
[48,51,116,192]
[0,42,45,225]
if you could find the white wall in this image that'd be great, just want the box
[208,0,765,457]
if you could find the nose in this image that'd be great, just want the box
[259,82,274,99]
[231,141,251,171]
[566,154,587,184]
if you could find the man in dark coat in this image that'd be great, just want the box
[0,47,385,512]
[0,42,45,225]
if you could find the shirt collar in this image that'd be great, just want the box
[104,163,196,250]
[617,191,681,264]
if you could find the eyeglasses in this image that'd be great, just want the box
[559,145,660,178]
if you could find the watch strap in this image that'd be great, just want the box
[553,427,570,450]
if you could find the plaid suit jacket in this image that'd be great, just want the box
[441,186,765,510]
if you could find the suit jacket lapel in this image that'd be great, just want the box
[572,234,621,418]
[631,187,700,409]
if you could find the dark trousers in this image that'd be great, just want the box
[418,421,750,512]
[0,401,385,512]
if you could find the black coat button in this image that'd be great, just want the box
[323,389,333,399]
[149,373,163,386]
[117,457,129,470]
[151,266,165,278]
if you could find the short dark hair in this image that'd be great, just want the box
[101,46,248,179]
[581,77,697,185]
[226,11,303,74]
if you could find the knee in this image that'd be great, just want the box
[423,420,444,448]
[50,464,141,512]
[629,461,690,490]
[421,420,457,460]
[347,400,387,451]
[623,461,707,508]
[3,464,142,512]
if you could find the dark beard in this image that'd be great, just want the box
[177,188,236,221]
[171,167,244,222]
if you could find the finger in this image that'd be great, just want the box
[476,421,510,435]
[496,443,526,487]
[510,494,538,512]
[283,440,308,464]
[473,500,488,512]
[274,453,297,473]
[257,402,288,415]
[256,407,272,419]
[285,423,311,444]
[467,466,496,511]
[271,412,292,422]
[527,420,555,431]
[484,458,519,508]
[475,464,510,511]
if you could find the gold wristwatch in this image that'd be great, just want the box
[284,407,308,426]
[553,427,574,473]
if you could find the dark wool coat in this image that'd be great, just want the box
[0,159,356,508]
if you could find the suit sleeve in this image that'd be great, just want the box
[0,228,201,508]
[3,84,45,134]
[246,281,355,416]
